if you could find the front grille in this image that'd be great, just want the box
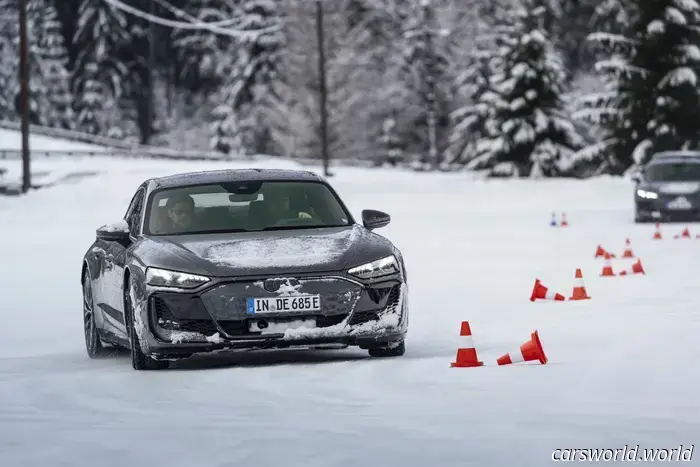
[152,297,218,336]
[216,320,248,336]
[348,284,402,325]
[348,310,379,325]
[200,277,362,321]
[383,285,402,313]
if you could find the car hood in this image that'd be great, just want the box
[140,224,395,277]
[644,181,700,195]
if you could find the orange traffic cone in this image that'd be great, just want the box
[653,223,662,240]
[621,238,635,258]
[600,252,615,277]
[619,258,645,276]
[561,212,568,227]
[594,244,606,258]
[569,268,591,300]
[496,331,548,365]
[530,279,566,302]
[450,321,484,368]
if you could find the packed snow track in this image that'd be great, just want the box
[0,156,698,467]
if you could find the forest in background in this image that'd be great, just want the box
[1,0,700,177]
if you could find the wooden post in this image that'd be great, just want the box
[19,0,31,192]
[315,1,330,176]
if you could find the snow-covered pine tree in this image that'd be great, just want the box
[574,0,700,174]
[592,0,631,34]
[72,0,130,134]
[10,0,52,126]
[448,51,497,166]
[466,3,582,177]
[378,114,404,165]
[0,0,17,120]
[172,0,236,95]
[210,99,246,155]
[338,0,414,164]
[30,0,73,129]
[210,0,284,155]
[74,62,105,135]
[399,0,456,169]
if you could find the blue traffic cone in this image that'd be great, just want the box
[550,212,557,227]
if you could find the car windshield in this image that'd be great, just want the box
[645,162,700,182]
[145,180,352,235]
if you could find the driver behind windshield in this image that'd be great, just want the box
[165,193,196,232]
[264,186,314,220]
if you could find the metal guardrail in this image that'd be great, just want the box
[0,149,383,169]
[0,148,238,161]
[0,120,141,149]
[0,121,386,168]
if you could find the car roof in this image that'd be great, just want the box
[149,168,324,189]
[649,151,700,164]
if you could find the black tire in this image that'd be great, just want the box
[368,340,405,358]
[124,279,169,371]
[83,271,109,358]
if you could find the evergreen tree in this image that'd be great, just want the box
[210,0,284,155]
[73,0,130,134]
[466,4,582,177]
[448,51,497,165]
[74,62,105,135]
[400,1,454,168]
[172,0,236,95]
[31,0,73,129]
[575,0,700,174]
[0,0,17,120]
[378,114,404,165]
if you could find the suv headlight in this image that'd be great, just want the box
[146,267,210,288]
[637,189,658,199]
[348,255,399,279]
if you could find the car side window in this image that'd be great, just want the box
[125,188,146,237]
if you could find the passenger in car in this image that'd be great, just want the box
[163,193,196,233]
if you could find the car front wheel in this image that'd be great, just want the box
[83,271,109,358]
[124,279,169,371]
[368,340,405,358]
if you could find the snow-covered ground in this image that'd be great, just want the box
[0,127,108,152]
[1,149,699,465]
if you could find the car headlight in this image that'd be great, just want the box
[636,189,658,199]
[146,267,210,288]
[348,255,399,279]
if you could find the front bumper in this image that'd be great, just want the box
[636,194,700,222]
[137,274,408,358]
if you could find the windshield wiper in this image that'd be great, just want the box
[259,224,347,232]
[157,228,251,235]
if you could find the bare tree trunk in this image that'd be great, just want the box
[316,1,331,176]
[19,0,30,192]
[423,2,439,170]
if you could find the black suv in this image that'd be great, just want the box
[634,151,700,222]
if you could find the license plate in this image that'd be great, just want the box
[667,196,692,210]
[247,295,321,314]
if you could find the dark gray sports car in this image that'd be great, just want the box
[634,151,700,222]
[81,168,409,370]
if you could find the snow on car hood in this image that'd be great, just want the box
[651,182,700,194]
[203,228,357,269]
[151,224,395,276]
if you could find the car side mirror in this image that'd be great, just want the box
[631,172,641,183]
[362,209,391,230]
[96,220,131,242]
